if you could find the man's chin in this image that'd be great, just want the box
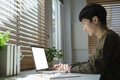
[88,34,92,36]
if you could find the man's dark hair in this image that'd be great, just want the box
[79,4,107,27]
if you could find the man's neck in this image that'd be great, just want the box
[96,28,107,39]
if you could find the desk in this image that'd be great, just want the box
[8,73,100,80]
[0,70,100,80]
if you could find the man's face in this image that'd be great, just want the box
[81,18,97,36]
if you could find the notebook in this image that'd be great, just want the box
[31,46,65,74]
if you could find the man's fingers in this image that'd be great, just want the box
[53,63,71,72]
[53,64,61,69]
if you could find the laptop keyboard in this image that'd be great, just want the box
[37,70,66,74]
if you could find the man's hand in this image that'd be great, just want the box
[53,64,71,73]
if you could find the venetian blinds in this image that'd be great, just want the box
[102,4,120,34]
[111,4,120,35]
[0,0,50,70]
[19,0,40,55]
[0,0,18,44]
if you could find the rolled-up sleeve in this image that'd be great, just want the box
[71,56,97,73]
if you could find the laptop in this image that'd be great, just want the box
[31,46,81,78]
[31,46,65,73]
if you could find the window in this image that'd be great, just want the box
[112,4,120,28]
[52,0,64,50]
[0,0,18,44]
[0,0,50,70]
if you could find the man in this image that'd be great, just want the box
[53,4,120,80]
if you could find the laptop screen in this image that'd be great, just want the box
[31,46,48,71]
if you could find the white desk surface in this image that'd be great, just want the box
[52,73,100,80]
[4,73,100,80]
[1,70,100,80]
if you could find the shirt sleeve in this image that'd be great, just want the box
[71,56,97,74]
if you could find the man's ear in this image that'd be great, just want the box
[92,16,99,24]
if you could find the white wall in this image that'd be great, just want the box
[47,0,53,47]
[63,0,72,64]
[71,0,89,63]
[63,0,89,64]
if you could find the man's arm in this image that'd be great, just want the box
[71,56,97,73]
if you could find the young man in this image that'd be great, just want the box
[53,4,120,80]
